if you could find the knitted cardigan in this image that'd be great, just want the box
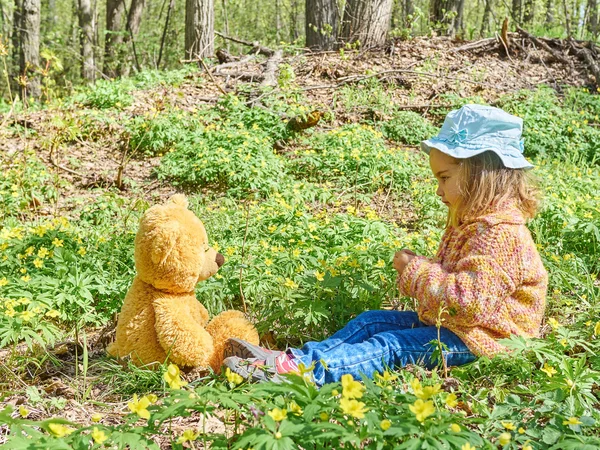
[398,203,548,358]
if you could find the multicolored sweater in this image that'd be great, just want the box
[398,203,548,358]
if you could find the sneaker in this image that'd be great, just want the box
[222,352,299,384]
[224,338,283,360]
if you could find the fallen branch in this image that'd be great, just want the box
[517,26,574,70]
[213,53,258,72]
[215,31,274,57]
[454,37,497,52]
[199,58,227,94]
[568,39,600,86]
[261,49,283,87]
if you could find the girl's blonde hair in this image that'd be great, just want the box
[449,151,540,227]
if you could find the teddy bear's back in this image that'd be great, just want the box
[110,277,168,366]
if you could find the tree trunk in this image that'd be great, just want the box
[275,0,281,42]
[480,0,493,36]
[523,0,534,23]
[11,0,22,70]
[545,0,554,25]
[78,0,95,81]
[512,0,522,25]
[430,0,461,36]
[341,0,393,47]
[20,0,41,99]
[185,0,214,59]
[290,0,300,41]
[305,0,338,50]
[455,0,466,34]
[587,0,598,36]
[104,0,124,78]
[119,0,145,76]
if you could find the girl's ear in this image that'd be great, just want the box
[150,222,180,265]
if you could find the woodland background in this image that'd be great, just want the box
[2,0,600,103]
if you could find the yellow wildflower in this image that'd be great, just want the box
[146,394,158,404]
[46,309,60,318]
[416,383,441,400]
[48,423,75,437]
[518,427,526,434]
[21,310,34,322]
[128,394,151,419]
[450,423,461,432]
[225,367,243,386]
[176,429,198,444]
[375,370,398,383]
[19,406,29,418]
[380,419,392,430]
[410,377,423,396]
[548,318,560,329]
[563,417,582,426]
[0,278,7,287]
[163,364,187,389]
[540,363,557,377]
[78,247,86,256]
[319,412,329,421]
[52,238,63,247]
[267,408,287,422]
[275,431,282,439]
[498,432,511,446]
[264,258,273,266]
[288,401,303,416]
[523,445,533,450]
[283,278,298,289]
[594,321,600,336]
[91,413,103,423]
[38,247,49,258]
[315,271,325,281]
[341,374,365,399]
[21,275,30,282]
[91,427,108,444]
[502,421,516,430]
[339,397,368,419]
[445,393,458,408]
[33,258,43,268]
[461,444,477,450]
[375,259,385,268]
[409,399,435,423]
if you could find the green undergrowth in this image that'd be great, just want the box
[0,75,599,448]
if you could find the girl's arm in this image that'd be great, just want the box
[398,225,519,327]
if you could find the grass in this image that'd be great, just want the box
[0,72,599,449]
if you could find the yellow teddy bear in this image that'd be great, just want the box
[107,194,259,371]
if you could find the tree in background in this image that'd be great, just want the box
[185,0,214,59]
[430,0,465,36]
[104,0,125,78]
[78,0,95,81]
[19,0,41,99]
[305,0,339,50]
[341,0,393,47]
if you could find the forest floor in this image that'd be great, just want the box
[0,34,598,448]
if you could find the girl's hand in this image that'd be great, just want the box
[393,250,417,276]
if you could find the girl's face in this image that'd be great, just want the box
[429,148,462,210]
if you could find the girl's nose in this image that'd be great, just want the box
[436,185,443,197]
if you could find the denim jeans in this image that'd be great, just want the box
[290,310,476,386]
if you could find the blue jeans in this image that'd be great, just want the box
[290,310,475,386]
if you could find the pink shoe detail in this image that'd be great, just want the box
[275,352,299,374]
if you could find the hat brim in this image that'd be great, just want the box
[421,138,534,170]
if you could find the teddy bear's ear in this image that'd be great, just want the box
[168,194,188,209]
[150,222,180,265]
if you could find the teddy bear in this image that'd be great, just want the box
[107,194,259,372]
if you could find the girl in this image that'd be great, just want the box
[223,104,548,386]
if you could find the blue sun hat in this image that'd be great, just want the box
[421,104,534,169]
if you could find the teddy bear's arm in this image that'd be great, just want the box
[154,297,214,368]
[188,298,210,327]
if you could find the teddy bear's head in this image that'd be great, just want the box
[134,194,224,293]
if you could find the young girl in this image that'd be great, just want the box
[223,104,548,386]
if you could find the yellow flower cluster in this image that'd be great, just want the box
[339,374,368,419]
